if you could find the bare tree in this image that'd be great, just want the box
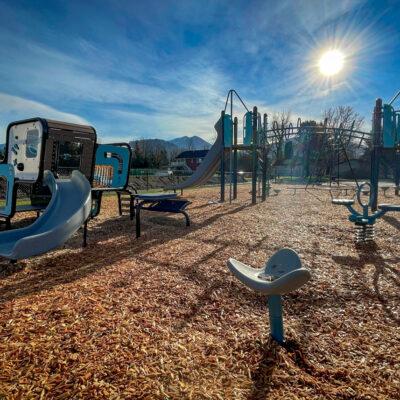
[323,105,365,160]
[271,110,292,164]
[323,106,364,130]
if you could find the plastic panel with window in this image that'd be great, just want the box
[7,120,44,182]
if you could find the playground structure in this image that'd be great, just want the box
[0,94,398,399]
[90,142,132,218]
[369,93,400,209]
[0,117,192,258]
[2,90,400,256]
[216,88,400,244]
[0,118,96,231]
[173,88,395,211]
[331,92,400,242]
[171,90,270,205]
[220,90,270,205]
[0,170,91,260]
[0,118,97,259]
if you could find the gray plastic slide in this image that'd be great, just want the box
[170,117,223,190]
[0,170,92,260]
[227,248,311,295]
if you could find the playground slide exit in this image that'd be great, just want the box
[170,117,224,190]
[0,170,91,260]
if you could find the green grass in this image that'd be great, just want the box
[0,198,32,208]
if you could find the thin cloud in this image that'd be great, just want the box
[0,93,89,141]
[0,0,398,143]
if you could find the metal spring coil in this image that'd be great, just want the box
[355,224,375,243]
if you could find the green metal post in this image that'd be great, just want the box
[252,106,258,205]
[233,117,238,200]
[220,110,225,203]
[395,150,400,196]
[261,113,268,201]
[371,99,382,211]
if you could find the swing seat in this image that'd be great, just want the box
[227,248,311,295]
[378,204,400,212]
[332,199,355,206]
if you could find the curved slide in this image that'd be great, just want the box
[170,117,223,190]
[0,170,92,260]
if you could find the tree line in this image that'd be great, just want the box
[130,141,173,169]
[268,105,369,178]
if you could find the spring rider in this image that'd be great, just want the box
[332,182,400,243]
[227,248,311,344]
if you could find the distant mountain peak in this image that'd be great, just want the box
[168,135,211,150]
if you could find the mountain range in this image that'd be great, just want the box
[0,135,212,159]
[168,136,211,150]
[129,135,211,157]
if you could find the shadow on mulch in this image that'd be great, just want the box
[0,215,37,232]
[0,202,252,305]
[131,251,264,332]
[249,338,281,400]
[382,214,400,231]
[332,244,400,324]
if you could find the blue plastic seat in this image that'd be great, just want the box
[227,248,311,295]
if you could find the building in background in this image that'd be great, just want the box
[170,149,209,174]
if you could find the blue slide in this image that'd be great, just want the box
[0,170,91,260]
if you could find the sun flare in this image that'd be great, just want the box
[318,49,345,76]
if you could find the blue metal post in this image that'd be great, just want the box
[261,113,268,201]
[233,117,238,200]
[220,110,225,203]
[251,106,258,205]
[371,99,382,211]
[268,294,284,344]
[394,152,400,196]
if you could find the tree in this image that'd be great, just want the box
[152,148,169,168]
[323,105,365,158]
[270,110,292,165]
[323,106,364,131]
[132,141,145,168]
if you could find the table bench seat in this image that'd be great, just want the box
[135,196,191,238]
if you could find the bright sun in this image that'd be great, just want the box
[318,49,345,76]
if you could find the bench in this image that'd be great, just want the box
[135,194,191,238]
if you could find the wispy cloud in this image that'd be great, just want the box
[0,93,89,141]
[0,0,398,143]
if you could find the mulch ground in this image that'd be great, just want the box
[0,184,399,399]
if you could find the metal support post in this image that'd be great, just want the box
[371,98,382,211]
[268,295,284,344]
[251,106,258,205]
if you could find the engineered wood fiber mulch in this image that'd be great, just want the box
[0,185,399,399]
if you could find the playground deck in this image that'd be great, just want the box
[0,185,399,399]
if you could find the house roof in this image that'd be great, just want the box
[176,150,209,159]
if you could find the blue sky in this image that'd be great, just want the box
[0,0,399,143]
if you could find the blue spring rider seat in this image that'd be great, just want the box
[228,248,311,344]
[332,182,400,243]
